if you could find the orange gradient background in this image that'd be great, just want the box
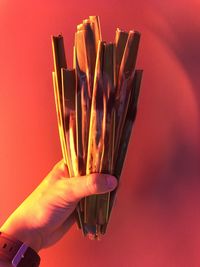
[0,1,200,266]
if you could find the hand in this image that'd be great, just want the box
[0,161,117,252]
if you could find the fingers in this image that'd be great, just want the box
[52,159,70,177]
[58,173,118,202]
[42,160,69,185]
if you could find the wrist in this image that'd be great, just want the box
[0,232,40,266]
[0,218,42,253]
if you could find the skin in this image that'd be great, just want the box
[0,160,117,266]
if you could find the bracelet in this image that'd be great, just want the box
[0,232,40,267]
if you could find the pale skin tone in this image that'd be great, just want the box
[0,161,118,266]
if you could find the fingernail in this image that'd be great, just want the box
[106,175,118,190]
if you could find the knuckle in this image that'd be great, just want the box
[52,161,69,178]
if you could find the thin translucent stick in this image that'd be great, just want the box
[52,36,84,231]
[61,68,79,177]
[101,70,143,234]
[115,28,129,81]
[74,17,102,234]
[52,72,68,166]
[114,31,141,164]
[86,42,116,237]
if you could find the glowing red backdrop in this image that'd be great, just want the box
[0,1,200,266]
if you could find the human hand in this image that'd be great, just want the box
[0,161,117,253]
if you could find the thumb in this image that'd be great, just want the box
[59,173,118,202]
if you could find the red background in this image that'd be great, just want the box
[0,1,200,266]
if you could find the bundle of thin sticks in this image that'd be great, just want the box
[52,16,143,239]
